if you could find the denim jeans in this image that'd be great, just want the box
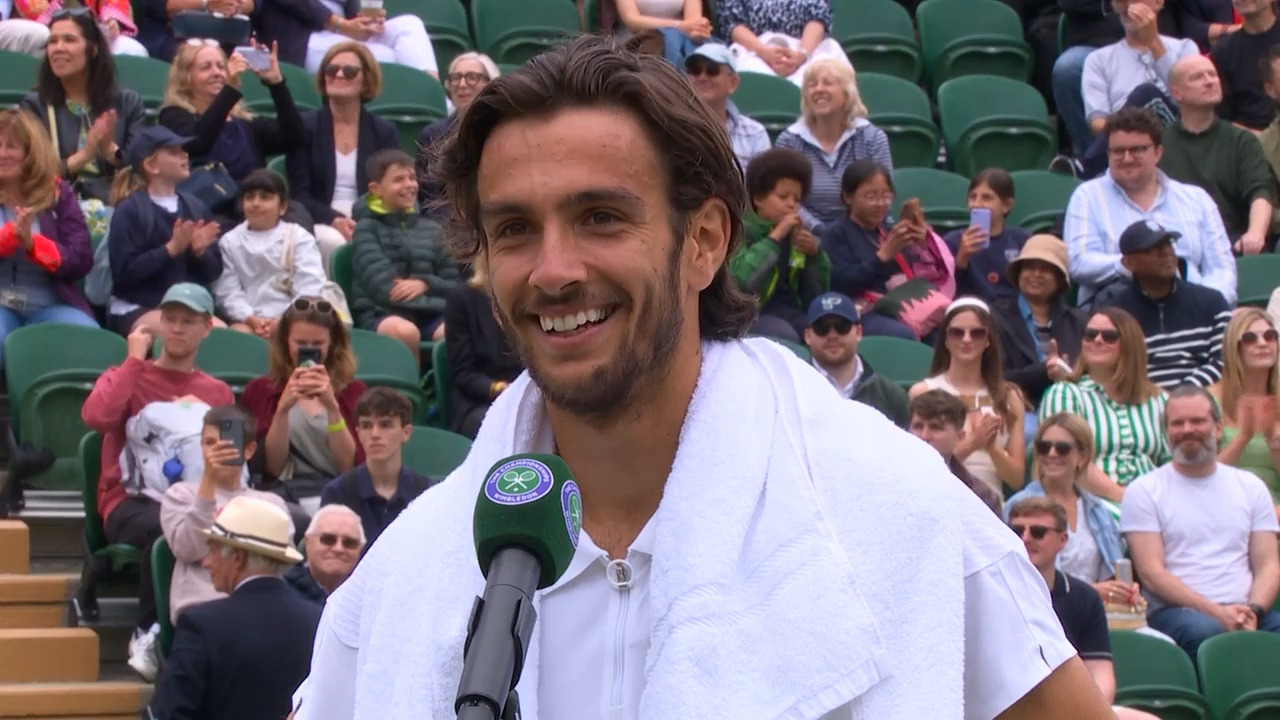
[658,28,698,68]
[1148,605,1280,661]
[0,303,98,373]
[1051,45,1095,157]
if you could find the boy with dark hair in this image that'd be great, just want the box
[730,147,830,343]
[909,390,1002,515]
[351,149,461,362]
[320,387,437,545]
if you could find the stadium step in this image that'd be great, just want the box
[0,681,152,717]
[0,628,99,683]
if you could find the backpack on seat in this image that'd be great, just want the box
[120,400,248,503]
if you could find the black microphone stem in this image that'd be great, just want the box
[456,550,540,719]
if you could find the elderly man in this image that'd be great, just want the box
[148,496,321,720]
[1159,55,1275,255]
[683,43,770,172]
[286,504,365,603]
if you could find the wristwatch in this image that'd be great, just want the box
[1250,603,1267,623]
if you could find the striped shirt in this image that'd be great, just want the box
[725,101,771,174]
[775,117,894,230]
[1099,280,1232,389]
[1063,171,1236,306]
[1039,377,1171,486]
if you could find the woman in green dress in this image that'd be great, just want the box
[1211,307,1280,519]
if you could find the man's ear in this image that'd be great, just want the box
[684,197,732,294]
[955,426,967,442]
[1120,255,1136,275]
[243,440,258,463]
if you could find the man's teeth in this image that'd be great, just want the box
[539,308,609,333]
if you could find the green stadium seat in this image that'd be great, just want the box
[471,0,581,65]
[1198,631,1280,720]
[184,328,270,394]
[151,537,176,661]
[266,155,289,191]
[1236,254,1280,307]
[1110,631,1211,719]
[917,0,1033,94]
[0,51,37,106]
[426,339,452,428]
[238,62,322,115]
[858,72,941,169]
[112,55,171,114]
[349,328,428,420]
[367,63,449,154]
[937,75,1056,176]
[5,324,127,490]
[856,336,933,388]
[1007,170,1080,233]
[890,167,972,233]
[832,0,921,82]
[386,0,473,72]
[331,243,355,300]
[402,425,471,477]
[497,63,522,75]
[731,72,801,142]
[77,431,141,621]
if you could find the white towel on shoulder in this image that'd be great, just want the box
[298,338,1064,719]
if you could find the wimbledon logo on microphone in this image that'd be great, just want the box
[484,458,555,506]
[561,480,582,547]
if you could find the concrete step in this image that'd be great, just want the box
[0,520,29,574]
[0,682,152,717]
[0,628,99,683]
[23,516,83,563]
[76,598,138,665]
[0,574,75,603]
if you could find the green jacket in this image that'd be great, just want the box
[730,211,831,309]
[350,194,461,329]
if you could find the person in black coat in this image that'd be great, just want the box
[992,234,1087,408]
[147,496,319,720]
[415,53,500,220]
[444,272,523,439]
[287,42,398,270]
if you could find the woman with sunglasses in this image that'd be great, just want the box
[241,297,366,513]
[158,40,304,222]
[1040,307,1170,504]
[909,298,1026,498]
[1006,413,1135,604]
[415,52,500,221]
[21,8,145,242]
[1210,308,1280,511]
[286,42,397,272]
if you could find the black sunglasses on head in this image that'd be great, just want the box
[293,297,334,315]
[51,6,93,20]
[1010,523,1054,540]
[812,317,854,336]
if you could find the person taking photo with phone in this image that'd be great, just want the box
[944,168,1031,304]
[159,405,293,624]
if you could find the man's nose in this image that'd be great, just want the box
[528,223,589,296]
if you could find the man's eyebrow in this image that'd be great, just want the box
[478,187,645,219]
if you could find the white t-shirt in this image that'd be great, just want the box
[331,150,358,210]
[1120,463,1280,609]
[1058,497,1108,584]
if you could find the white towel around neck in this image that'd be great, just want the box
[305,338,1028,719]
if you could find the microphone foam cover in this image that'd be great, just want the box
[473,453,582,589]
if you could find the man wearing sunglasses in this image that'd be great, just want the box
[286,504,365,604]
[683,44,770,173]
[803,291,909,428]
[1096,219,1232,389]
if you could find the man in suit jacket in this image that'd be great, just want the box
[148,496,320,720]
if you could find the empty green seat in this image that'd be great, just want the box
[832,0,921,82]
[331,243,355,300]
[5,324,127,490]
[0,51,37,106]
[77,431,141,621]
[238,62,322,115]
[402,425,472,477]
[917,0,1032,94]
[856,336,933,388]
[426,339,452,428]
[367,63,449,154]
[731,72,801,141]
[1111,631,1211,719]
[1236,254,1280,307]
[937,75,1056,176]
[385,0,472,71]
[471,0,580,66]
[350,328,428,419]
[152,537,176,660]
[1007,170,1080,233]
[112,55,171,113]
[1198,631,1280,720]
[192,328,270,393]
[858,72,941,168]
[890,167,972,233]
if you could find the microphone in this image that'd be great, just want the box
[456,454,582,720]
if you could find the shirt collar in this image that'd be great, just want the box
[545,515,657,594]
[1017,294,1035,323]
[811,357,862,397]
[356,465,416,503]
[1051,570,1069,597]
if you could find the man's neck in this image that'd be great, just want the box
[1120,177,1160,211]
[329,97,361,123]
[153,351,196,373]
[149,180,178,198]
[366,456,403,497]
[1244,8,1277,34]
[211,475,241,493]
[1137,276,1175,300]
[817,355,859,390]
[309,566,344,595]
[548,341,702,560]
[1180,107,1216,134]
[1037,564,1056,591]
[1123,32,1155,50]
[711,101,729,124]
[1173,459,1217,478]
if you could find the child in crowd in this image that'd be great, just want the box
[731,147,830,344]
[320,387,437,547]
[350,149,460,361]
[908,389,1002,516]
[106,126,222,336]
[213,169,326,339]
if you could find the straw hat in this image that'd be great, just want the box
[1007,234,1070,289]
[200,496,303,564]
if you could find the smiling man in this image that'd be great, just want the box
[293,36,1113,720]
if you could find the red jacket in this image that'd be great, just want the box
[239,376,367,478]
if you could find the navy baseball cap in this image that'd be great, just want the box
[1119,219,1181,254]
[807,292,860,326]
[124,126,193,169]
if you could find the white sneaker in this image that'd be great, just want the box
[127,625,159,682]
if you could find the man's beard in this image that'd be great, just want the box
[1172,433,1218,465]
[494,239,686,424]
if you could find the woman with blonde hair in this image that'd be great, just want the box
[442,262,522,438]
[240,297,366,512]
[157,40,304,221]
[910,298,1027,497]
[775,59,893,229]
[1006,413,1134,603]
[287,41,398,271]
[1040,306,1169,504]
[0,108,96,362]
[1210,307,1280,506]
